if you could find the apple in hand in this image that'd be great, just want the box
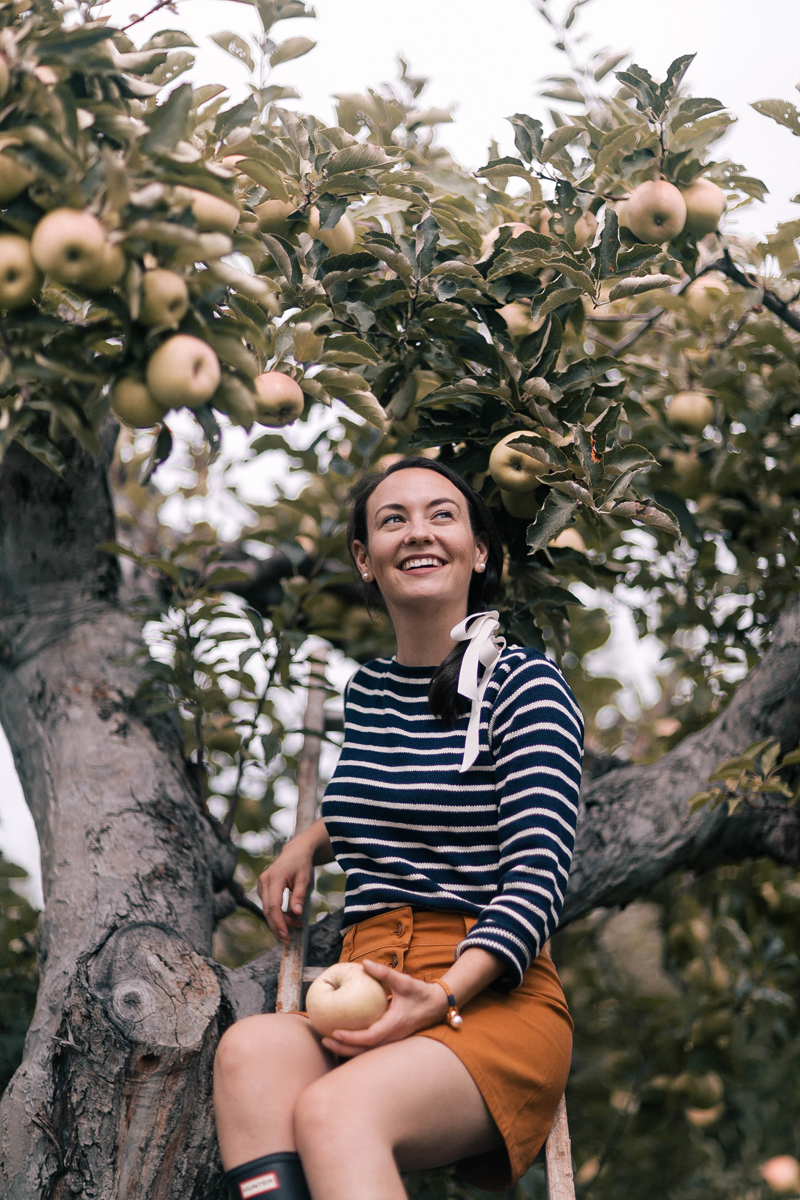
[305,961,389,1038]
[681,178,726,237]
[625,181,686,243]
[31,208,109,286]
[110,377,169,428]
[139,269,189,328]
[667,391,714,435]
[0,235,42,310]
[253,371,305,426]
[489,431,547,493]
[146,335,221,409]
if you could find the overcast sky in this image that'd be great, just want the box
[2,0,799,900]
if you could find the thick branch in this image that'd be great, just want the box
[563,592,800,921]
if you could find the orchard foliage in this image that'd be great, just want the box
[2,0,800,1194]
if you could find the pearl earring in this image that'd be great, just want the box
[363,572,371,580]
[476,562,486,573]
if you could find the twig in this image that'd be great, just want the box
[121,0,176,31]
[708,249,800,334]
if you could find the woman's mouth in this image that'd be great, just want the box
[399,556,447,572]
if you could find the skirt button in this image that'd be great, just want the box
[390,954,398,968]
[395,922,404,937]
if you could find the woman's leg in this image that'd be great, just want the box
[214,1013,334,1168]
[294,1036,502,1200]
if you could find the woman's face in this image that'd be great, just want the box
[352,469,488,617]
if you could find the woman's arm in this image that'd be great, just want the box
[257,817,334,945]
[319,947,504,1058]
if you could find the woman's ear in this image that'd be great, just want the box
[352,540,372,582]
[474,534,489,573]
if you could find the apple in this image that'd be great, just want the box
[667,391,714,434]
[31,208,109,286]
[681,178,726,237]
[85,241,125,292]
[616,199,630,229]
[501,489,540,520]
[178,187,240,234]
[685,273,728,321]
[0,55,9,100]
[0,235,42,310]
[497,302,538,339]
[574,210,598,249]
[253,371,305,426]
[625,181,686,243]
[478,221,533,261]
[760,1156,800,1194]
[139,269,189,328]
[146,335,221,409]
[550,528,586,552]
[305,961,388,1038]
[307,207,356,254]
[0,143,35,204]
[489,431,547,492]
[255,198,297,238]
[110,377,169,428]
[671,450,704,497]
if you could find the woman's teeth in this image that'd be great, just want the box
[401,557,443,570]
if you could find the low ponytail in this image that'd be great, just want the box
[346,457,503,727]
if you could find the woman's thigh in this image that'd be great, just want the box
[296,1034,502,1172]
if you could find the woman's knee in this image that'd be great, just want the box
[214,1013,311,1087]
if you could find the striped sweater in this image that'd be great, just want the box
[321,647,584,990]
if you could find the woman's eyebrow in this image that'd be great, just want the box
[373,497,461,518]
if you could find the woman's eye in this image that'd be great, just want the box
[434,509,454,520]
[381,514,402,526]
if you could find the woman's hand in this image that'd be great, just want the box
[257,819,333,944]
[320,959,450,1057]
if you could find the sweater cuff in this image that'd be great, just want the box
[455,929,527,992]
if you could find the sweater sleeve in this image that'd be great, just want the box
[455,654,584,990]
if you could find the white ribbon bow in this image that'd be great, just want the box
[450,610,505,773]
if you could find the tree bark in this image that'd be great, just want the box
[0,435,798,1197]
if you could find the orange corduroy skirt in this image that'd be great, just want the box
[337,906,573,1192]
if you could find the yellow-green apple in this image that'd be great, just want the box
[497,302,538,339]
[489,431,547,492]
[0,140,34,204]
[255,198,297,238]
[178,187,239,233]
[0,235,41,309]
[685,274,728,322]
[146,335,221,409]
[307,206,356,254]
[626,180,686,243]
[573,210,598,249]
[501,490,540,519]
[549,528,586,552]
[85,240,125,291]
[305,961,388,1038]
[31,208,108,286]
[110,377,169,428]
[479,221,533,261]
[139,269,189,328]
[681,178,726,236]
[0,55,9,100]
[667,391,714,434]
[760,1156,800,1194]
[616,199,630,229]
[671,450,704,497]
[253,371,305,425]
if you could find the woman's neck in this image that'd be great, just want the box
[390,600,468,666]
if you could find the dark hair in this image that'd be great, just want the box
[346,456,504,725]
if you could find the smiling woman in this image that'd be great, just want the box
[213,458,584,1200]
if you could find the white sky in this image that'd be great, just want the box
[3,0,799,900]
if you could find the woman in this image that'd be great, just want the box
[214,457,584,1200]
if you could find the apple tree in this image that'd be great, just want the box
[0,0,799,1195]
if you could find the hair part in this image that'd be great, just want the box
[346,457,503,726]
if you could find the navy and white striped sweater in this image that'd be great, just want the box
[321,647,584,991]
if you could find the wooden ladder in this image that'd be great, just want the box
[275,651,576,1200]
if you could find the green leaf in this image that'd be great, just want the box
[540,124,585,163]
[142,83,193,155]
[270,36,316,66]
[207,567,252,587]
[602,443,658,475]
[261,233,302,285]
[595,126,640,177]
[597,207,619,280]
[508,433,569,471]
[15,431,66,477]
[593,52,628,82]
[414,211,441,277]
[526,490,578,553]
[322,334,380,365]
[751,98,800,136]
[274,105,312,164]
[659,53,695,107]
[324,143,391,175]
[532,585,585,608]
[508,113,544,162]
[708,756,755,781]
[610,499,680,535]
[140,426,173,485]
[778,749,800,768]
[530,284,583,322]
[616,65,659,113]
[608,274,674,301]
[616,243,665,274]
[340,391,388,432]
[236,157,289,199]
[688,790,722,813]
[210,30,254,72]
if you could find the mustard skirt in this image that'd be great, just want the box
[337,906,573,1192]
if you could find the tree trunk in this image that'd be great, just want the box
[0,438,798,1197]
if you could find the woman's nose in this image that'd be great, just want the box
[403,519,433,542]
